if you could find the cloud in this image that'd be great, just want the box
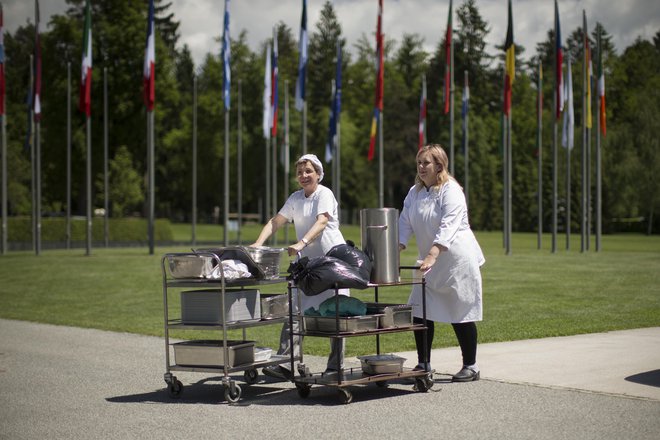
[3,0,658,66]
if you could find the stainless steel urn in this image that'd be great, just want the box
[360,208,400,284]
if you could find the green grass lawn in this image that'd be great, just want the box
[1,228,659,357]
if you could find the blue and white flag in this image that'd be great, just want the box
[221,0,231,110]
[262,44,271,139]
[295,0,308,111]
[325,41,342,163]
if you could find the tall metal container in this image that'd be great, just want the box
[360,208,400,284]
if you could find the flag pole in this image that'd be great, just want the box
[537,61,543,250]
[35,108,41,256]
[86,113,92,256]
[66,61,71,249]
[103,67,108,247]
[506,101,512,256]
[566,60,571,252]
[378,111,384,208]
[192,75,197,246]
[595,29,602,251]
[237,78,242,244]
[449,20,455,175]
[29,54,35,253]
[283,80,289,244]
[463,70,469,209]
[1,51,6,255]
[147,110,154,255]
[222,0,230,246]
[223,107,229,246]
[583,10,590,252]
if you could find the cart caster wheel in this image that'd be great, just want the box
[375,380,388,388]
[167,379,183,398]
[224,383,242,403]
[244,368,259,384]
[338,388,353,404]
[295,383,311,398]
[414,376,432,393]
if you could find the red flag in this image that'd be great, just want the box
[443,0,453,115]
[503,0,514,116]
[143,0,155,111]
[79,0,92,116]
[368,0,383,161]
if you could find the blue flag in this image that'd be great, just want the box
[325,41,342,163]
[295,0,307,111]
[221,0,231,110]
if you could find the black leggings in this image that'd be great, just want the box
[413,317,478,366]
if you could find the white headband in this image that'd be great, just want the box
[297,154,324,182]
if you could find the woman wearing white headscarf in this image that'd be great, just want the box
[251,154,349,380]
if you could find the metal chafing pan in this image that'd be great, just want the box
[168,254,217,278]
[358,354,406,375]
[303,315,381,333]
[365,303,414,329]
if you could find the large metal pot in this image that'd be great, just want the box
[360,208,400,284]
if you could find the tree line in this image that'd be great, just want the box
[2,0,659,234]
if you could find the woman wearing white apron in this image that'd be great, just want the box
[251,154,349,380]
[399,145,485,382]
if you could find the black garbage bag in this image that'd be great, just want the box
[287,255,369,296]
[326,241,373,281]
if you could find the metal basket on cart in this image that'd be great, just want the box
[243,246,285,279]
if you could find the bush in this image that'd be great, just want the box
[6,217,174,242]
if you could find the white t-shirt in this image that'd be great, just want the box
[279,184,349,310]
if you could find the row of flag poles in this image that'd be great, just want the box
[0,0,609,255]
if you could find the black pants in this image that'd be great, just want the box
[413,317,478,366]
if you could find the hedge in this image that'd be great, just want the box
[5,217,174,242]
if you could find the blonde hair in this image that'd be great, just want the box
[415,144,454,191]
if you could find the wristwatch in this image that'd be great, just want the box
[301,238,309,247]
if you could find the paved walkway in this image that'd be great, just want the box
[0,319,658,440]
[392,326,660,401]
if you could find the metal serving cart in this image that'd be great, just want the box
[161,247,296,403]
[288,266,433,404]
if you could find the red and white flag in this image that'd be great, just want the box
[79,0,92,116]
[143,0,155,111]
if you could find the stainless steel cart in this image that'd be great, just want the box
[161,248,296,403]
[289,266,433,404]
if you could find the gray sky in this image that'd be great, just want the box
[3,0,659,66]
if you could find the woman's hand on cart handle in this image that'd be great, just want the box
[287,241,305,256]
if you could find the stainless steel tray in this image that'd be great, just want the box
[168,254,216,278]
[358,354,406,375]
[303,315,380,333]
[365,303,414,328]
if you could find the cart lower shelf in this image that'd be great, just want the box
[293,366,435,404]
[164,354,300,403]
